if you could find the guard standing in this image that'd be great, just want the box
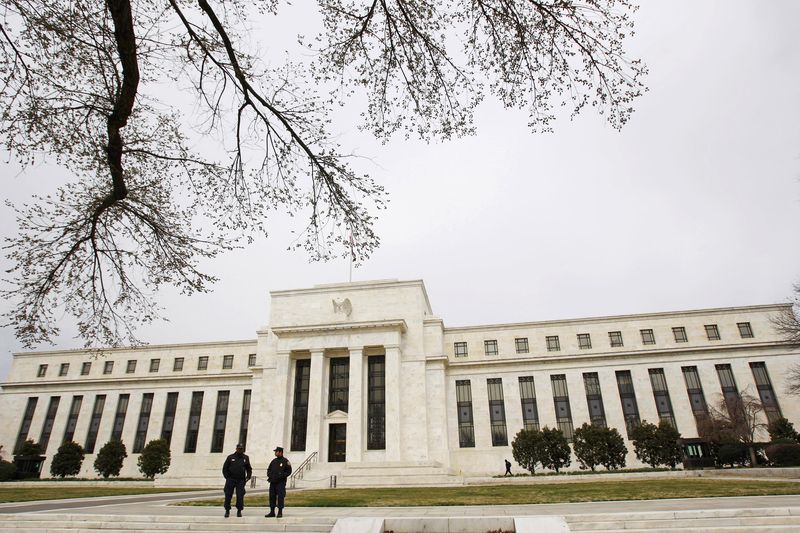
[265,446,292,518]
[222,443,252,517]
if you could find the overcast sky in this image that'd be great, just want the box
[1,1,799,379]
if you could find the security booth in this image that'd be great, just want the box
[680,438,715,469]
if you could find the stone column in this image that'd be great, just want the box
[346,347,364,463]
[305,349,326,459]
[384,344,402,461]
[269,351,292,451]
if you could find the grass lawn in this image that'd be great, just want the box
[179,479,800,507]
[0,487,206,504]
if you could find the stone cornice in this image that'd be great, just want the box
[270,319,407,337]
[12,339,257,358]
[0,372,254,390]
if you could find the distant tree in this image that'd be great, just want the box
[631,421,660,468]
[539,427,571,473]
[511,429,543,475]
[94,440,127,478]
[768,417,800,443]
[602,427,629,471]
[50,441,85,478]
[137,439,171,480]
[764,443,800,466]
[0,0,647,348]
[653,421,683,469]
[15,439,43,457]
[773,286,800,396]
[0,460,15,481]
[706,391,767,467]
[573,423,628,472]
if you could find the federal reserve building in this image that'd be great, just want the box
[1,279,797,485]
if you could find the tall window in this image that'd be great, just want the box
[84,395,106,453]
[39,396,61,452]
[328,357,350,413]
[133,393,154,453]
[184,391,204,453]
[59,363,70,376]
[583,372,607,427]
[705,324,720,341]
[672,327,688,343]
[484,340,498,356]
[239,390,251,449]
[161,392,179,445]
[14,397,38,454]
[37,364,47,377]
[103,361,114,374]
[222,355,234,369]
[81,362,92,375]
[518,376,539,431]
[456,380,475,447]
[738,322,754,338]
[577,333,592,349]
[454,342,468,357]
[715,363,740,412]
[149,359,160,373]
[608,331,624,347]
[62,395,83,444]
[616,370,640,437]
[546,335,561,352]
[210,390,230,453]
[551,375,574,441]
[681,366,708,424]
[197,356,209,370]
[750,362,781,422]
[110,394,129,441]
[367,355,386,450]
[248,354,257,367]
[640,329,656,345]
[487,378,508,446]
[173,357,184,371]
[290,359,311,451]
[126,360,136,374]
[515,338,529,354]
[649,369,676,427]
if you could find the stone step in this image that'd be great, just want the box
[581,527,800,533]
[565,507,800,532]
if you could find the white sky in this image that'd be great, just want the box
[2,1,799,379]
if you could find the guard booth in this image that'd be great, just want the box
[680,438,715,469]
[13,454,46,479]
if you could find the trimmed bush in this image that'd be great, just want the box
[718,442,748,467]
[765,443,800,466]
[138,439,171,479]
[512,429,543,474]
[539,427,571,473]
[573,423,627,471]
[15,439,43,457]
[94,440,127,478]
[0,460,16,481]
[50,441,85,478]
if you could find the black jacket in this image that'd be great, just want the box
[222,452,252,480]
[267,456,292,484]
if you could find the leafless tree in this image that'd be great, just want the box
[703,390,767,467]
[0,1,647,348]
[772,284,800,396]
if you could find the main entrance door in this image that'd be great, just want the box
[328,424,346,462]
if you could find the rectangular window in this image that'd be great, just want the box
[454,342,468,357]
[518,376,539,431]
[487,378,508,446]
[577,333,592,350]
[210,390,230,453]
[672,327,688,343]
[616,370,640,438]
[608,331,624,348]
[367,355,386,450]
[290,359,311,451]
[62,395,83,444]
[546,335,561,352]
[39,396,61,453]
[133,393,154,453]
[103,361,114,375]
[149,359,160,373]
[484,340,498,356]
[84,395,106,453]
[248,354,257,367]
[715,363,740,412]
[59,363,70,377]
[37,364,47,377]
[328,357,350,413]
[239,390,251,449]
[705,324,721,341]
[184,391,204,453]
[649,369,676,428]
[640,329,656,345]
[14,397,38,454]
[198,356,209,370]
[750,362,781,423]
[738,322,754,338]
[682,366,709,431]
[456,380,475,448]
[110,394,129,441]
[126,360,137,374]
[515,338,529,354]
[81,362,92,375]
[551,375,574,441]
[222,355,234,369]
[173,357,184,371]
[161,392,179,445]
[583,372,607,427]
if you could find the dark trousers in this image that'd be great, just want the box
[224,478,246,510]
[269,481,286,510]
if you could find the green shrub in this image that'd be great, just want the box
[631,420,683,469]
[50,441,85,478]
[539,427,571,473]
[512,429,543,474]
[573,423,627,471]
[0,460,16,481]
[94,440,127,478]
[15,439,43,457]
[718,442,748,467]
[768,418,800,443]
[765,443,800,466]
[137,439,171,479]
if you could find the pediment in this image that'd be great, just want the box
[325,409,348,420]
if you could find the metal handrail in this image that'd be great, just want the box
[289,450,318,488]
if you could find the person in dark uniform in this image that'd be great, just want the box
[264,446,292,518]
[504,459,512,476]
[222,443,252,517]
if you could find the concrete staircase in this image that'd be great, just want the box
[335,461,464,487]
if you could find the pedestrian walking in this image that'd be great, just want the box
[222,443,252,517]
[504,458,512,476]
[265,446,292,518]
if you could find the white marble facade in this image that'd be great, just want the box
[0,279,797,480]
